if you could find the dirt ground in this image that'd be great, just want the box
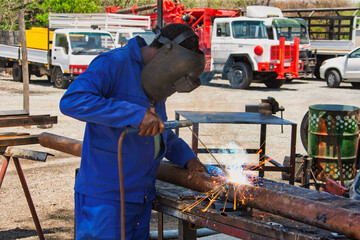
[1,73,360,240]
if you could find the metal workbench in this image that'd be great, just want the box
[175,111,297,184]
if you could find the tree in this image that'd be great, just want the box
[30,0,102,26]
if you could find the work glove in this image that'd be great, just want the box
[138,110,165,136]
[185,158,208,180]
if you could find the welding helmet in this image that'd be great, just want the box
[141,26,205,102]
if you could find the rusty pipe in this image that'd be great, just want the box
[156,162,360,240]
[38,132,82,157]
[37,133,360,239]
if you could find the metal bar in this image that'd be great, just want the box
[178,219,196,240]
[158,212,163,240]
[0,156,10,188]
[0,110,29,117]
[13,157,45,240]
[156,162,360,239]
[157,0,163,27]
[4,147,49,162]
[259,124,266,177]
[289,125,297,185]
[0,135,39,147]
[191,123,199,155]
[0,115,57,128]
[175,112,180,137]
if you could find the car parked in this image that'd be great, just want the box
[320,46,360,88]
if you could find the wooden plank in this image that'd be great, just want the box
[0,110,29,117]
[0,116,57,128]
[0,135,39,146]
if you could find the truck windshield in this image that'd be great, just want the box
[69,32,116,55]
[232,21,268,39]
[272,19,310,44]
[276,27,310,44]
[133,31,155,44]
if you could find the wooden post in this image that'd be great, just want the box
[18,10,29,112]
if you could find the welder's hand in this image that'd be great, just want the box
[138,110,165,136]
[186,158,208,180]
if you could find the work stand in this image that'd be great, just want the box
[175,111,297,184]
[0,110,57,240]
[0,148,51,240]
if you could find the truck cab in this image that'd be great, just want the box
[50,29,116,88]
[210,6,301,89]
[114,28,155,47]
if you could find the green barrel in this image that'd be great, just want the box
[308,104,359,181]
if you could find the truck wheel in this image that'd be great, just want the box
[264,78,286,88]
[52,68,70,89]
[12,63,22,82]
[325,69,341,88]
[200,72,214,85]
[228,62,252,89]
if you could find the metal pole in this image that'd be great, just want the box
[157,0,163,27]
[18,10,29,112]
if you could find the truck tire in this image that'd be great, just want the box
[325,69,341,88]
[228,62,252,89]
[200,72,214,85]
[264,78,286,88]
[52,68,70,89]
[12,63,22,82]
[300,111,309,153]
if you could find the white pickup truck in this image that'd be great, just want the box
[0,28,116,88]
[320,46,360,88]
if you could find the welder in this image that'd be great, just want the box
[59,23,207,239]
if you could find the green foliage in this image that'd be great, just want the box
[0,0,22,30]
[31,0,102,26]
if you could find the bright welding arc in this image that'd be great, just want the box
[187,126,230,178]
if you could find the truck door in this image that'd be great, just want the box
[212,22,231,72]
[344,48,360,79]
[52,33,70,72]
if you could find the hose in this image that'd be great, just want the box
[117,130,127,240]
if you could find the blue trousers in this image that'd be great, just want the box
[75,192,152,240]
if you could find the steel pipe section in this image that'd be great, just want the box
[37,132,360,239]
[156,162,360,239]
[38,132,82,157]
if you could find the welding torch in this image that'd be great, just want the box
[125,120,194,133]
[118,119,193,240]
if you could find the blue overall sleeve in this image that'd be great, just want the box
[165,130,197,167]
[59,54,147,128]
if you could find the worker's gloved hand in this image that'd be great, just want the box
[139,110,165,136]
[185,158,208,180]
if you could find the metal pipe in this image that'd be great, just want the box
[38,132,82,157]
[156,162,360,240]
[37,133,360,239]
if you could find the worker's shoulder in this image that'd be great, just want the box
[100,46,133,63]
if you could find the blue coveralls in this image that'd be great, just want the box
[59,37,197,239]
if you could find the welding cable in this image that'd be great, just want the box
[117,130,127,240]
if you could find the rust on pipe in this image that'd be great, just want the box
[38,132,82,157]
[37,133,360,239]
[156,162,360,240]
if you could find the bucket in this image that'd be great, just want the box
[308,104,359,181]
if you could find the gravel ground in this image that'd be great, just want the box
[0,74,359,239]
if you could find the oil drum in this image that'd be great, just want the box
[308,104,359,181]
